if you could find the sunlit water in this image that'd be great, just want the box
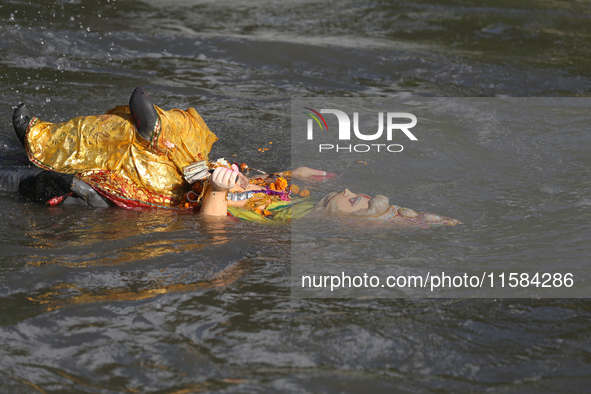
[1,0,591,392]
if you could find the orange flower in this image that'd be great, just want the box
[255,208,263,215]
[269,183,276,190]
[274,177,288,191]
[299,189,310,197]
[249,177,268,187]
[290,184,300,194]
[263,210,271,216]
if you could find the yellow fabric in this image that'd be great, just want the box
[227,198,316,222]
[25,105,218,206]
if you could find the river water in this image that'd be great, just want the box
[1,0,590,392]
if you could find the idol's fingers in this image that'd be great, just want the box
[211,167,239,191]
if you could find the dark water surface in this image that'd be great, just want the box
[1,0,591,392]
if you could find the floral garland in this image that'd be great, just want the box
[249,172,310,198]
[178,159,311,215]
[242,181,291,218]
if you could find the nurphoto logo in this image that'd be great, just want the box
[303,107,418,153]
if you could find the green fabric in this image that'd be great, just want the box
[227,197,316,222]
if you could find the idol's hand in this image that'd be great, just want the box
[210,167,241,191]
[292,167,337,179]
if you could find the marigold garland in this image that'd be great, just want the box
[182,162,306,216]
[274,177,288,191]
[243,193,282,212]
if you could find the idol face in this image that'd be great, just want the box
[333,188,371,213]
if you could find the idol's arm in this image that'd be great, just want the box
[291,167,335,178]
[262,167,336,179]
[200,167,242,216]
[201,166,336,215]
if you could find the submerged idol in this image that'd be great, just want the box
[13,87,217,209]
[6,87,460,227]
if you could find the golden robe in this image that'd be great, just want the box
[25,105,218,209]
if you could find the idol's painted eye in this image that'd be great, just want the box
[350,197,355,205]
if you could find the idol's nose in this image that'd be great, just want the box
[343,188,352,196]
